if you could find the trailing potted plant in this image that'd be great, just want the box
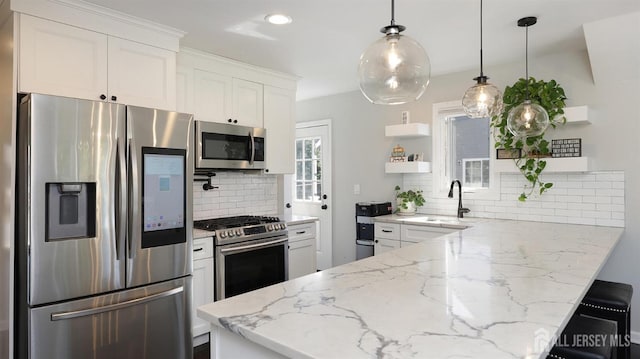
[394,185,425,215]
[491,77,567,201]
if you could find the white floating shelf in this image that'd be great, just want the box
[385,161,432,173]
[385,123,431,137]
[494,157,590,173]
[558,105,592,124]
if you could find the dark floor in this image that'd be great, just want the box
[194,341,639,358]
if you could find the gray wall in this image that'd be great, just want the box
[296,48,640,332]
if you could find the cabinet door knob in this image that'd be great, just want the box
[111,95,117,101]
[99,94,106,100]
[375,240,379,243]
[233,119,238,124]
[228,119,233,123]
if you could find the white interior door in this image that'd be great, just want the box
[293,120,332,270]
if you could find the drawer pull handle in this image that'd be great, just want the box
[296,231,306,234]
[193,248,204,252]
[382,229,393,233]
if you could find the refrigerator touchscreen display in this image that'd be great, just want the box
[142,147,186,247]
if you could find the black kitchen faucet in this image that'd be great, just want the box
[448,180,470,218]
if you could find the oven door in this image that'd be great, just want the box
[215,235,288,300]
[196,121,266,170]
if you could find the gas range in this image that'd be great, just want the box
[194,215,287,245]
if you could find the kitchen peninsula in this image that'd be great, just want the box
[198,219,623,358]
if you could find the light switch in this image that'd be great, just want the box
[353,184,360,195]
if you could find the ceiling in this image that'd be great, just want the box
[84,0,640,101]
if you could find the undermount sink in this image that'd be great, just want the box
[396,215,470,229]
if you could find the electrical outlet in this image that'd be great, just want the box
[353,184,360,195]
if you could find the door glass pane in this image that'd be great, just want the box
[304,184,312,200]
[296,162,302,180]
[313,138,321,158]
[293,135,323,203]
[304,160,312,180]
[315,159,321,180]
[304,139,312,159]
[296,140,302,160]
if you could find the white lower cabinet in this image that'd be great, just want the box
[374,222,460,255]
[374,222,400,255]
[287,222,317,279]
[192,237,214,339]
[374,237,401,255]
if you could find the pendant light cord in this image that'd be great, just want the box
[390,0,396,26]
[479,0,484,77]
[525,24,530,100]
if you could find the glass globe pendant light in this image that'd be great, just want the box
[506,17,549,137]
[462,0,503,118]
[358,0,430,105]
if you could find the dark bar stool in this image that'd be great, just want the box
[547,315,616,359]
[576,280,633,359]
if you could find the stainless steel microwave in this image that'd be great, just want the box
[195,121,266,170]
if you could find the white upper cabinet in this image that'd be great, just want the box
[193,69,233,123]
[19,15,108,101]
[264,85,295,174]
[192,72,263,126]
[232,78,263,128]
[18,14,177,110]
[107,37,176,110]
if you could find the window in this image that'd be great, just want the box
[432,101,500,199]
[295,137,322,201]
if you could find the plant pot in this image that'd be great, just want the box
[397,199,417,215]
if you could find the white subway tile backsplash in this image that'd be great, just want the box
[193,172,278,220]
[408,171,624,228]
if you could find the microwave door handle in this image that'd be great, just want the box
[249,132,255,164]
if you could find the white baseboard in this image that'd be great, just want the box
[631,330,640,344]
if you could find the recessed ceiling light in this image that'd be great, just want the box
[265,13,292,25]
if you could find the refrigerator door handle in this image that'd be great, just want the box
[128,138,139,259]
[50,286,184,321]
[115,137,127,260]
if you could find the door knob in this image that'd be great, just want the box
[322,194,328,199]
[286,203,291,208]
[321,204,328,210]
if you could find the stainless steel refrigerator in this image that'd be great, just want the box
[15,94,194,359]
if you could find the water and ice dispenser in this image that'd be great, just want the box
[46,182,96,240]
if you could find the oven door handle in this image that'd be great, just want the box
[220,237,288,254]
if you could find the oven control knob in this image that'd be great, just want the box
[267,224,273,231]
[235,229,242,236]
[219,231,227,238]
[227,230,235,237]
[281,223,287,229]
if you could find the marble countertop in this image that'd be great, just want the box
[198,219,623,358]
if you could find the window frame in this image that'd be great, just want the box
[432,100,501,200]
[294,136,322,203]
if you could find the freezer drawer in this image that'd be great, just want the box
[28,278,192,359]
